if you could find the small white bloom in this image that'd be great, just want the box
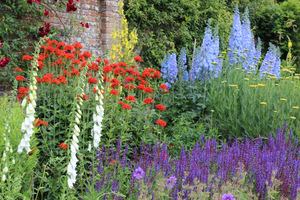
[2,174,6,182]
[74,125,80,134]
[76,104,80,110]
[3,166,8,173]
[12,159,15,164]
[77,110,82,115]
[29,93,34,101]
[21,98,27,108]
[95,95,99,101]
[73,135,79,143]
[87,143,91,152]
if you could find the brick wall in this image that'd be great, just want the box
[46,0,121,57]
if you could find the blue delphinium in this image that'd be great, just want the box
[190,21,220,81]
[161,54,170,80]
[161,53,178,88]
[178,47,187,72]
[260,43,281,79]
[228,4,243,66]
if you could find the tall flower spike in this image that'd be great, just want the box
[228,4,243,67]
[259,43,281,79]
[17,37,44,154]
[91,81,104,148]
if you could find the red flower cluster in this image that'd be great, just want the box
[156,104,166,111]
[39,23,51,37]
[66,0,77,12]
[15,75,25,81]
[121,103,131,110]
[0,56,10,68]
[156,119,167,127]
[144,98,154,104]
[17,87,29,100]
[125,95,136,103]
[110,89,119,95]
[34,119,48,127]
[134,56,142,62]
[13,67,22,72]
[88,77,97,84]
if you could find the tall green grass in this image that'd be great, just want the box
[208,67,300,139]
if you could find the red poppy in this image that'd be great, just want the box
[74,42,83,50]
[72,59,81,65]
[103,65,114,73]
[65,53,75,59]
[134,56,142,62]
[15,75,25,81]
[153,71,161,79]
[82,51,92,58]
[121,103,131,109]
[118,62,127,67]
[137,84,146,91]
[119,101,124,104]
[110,78,121,87]
[104,59,110,64]
[160,84,168,90]
[144,98,154,104]
[156,119,167,127]
[59,142,68,149]
[156,104,166,111]
[41,73,53,83]
[110,89,119,95]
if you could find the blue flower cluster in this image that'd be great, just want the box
[260,43,281,79]
[161,53,178,89]
[89,123,300,199]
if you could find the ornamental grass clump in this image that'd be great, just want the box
[88,123,300,199]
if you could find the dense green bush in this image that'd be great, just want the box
[124,0,233,69]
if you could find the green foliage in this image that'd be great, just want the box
[0,95,38,199]
[124,0,233,69]
[0,0,43,84]
[208,65,300,140]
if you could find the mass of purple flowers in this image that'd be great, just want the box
[89,123,300,199]
[222,193,236,200]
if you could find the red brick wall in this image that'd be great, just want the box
[46,0,121,57]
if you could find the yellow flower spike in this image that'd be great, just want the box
[247,72,252,74]
[282,68,289,72]
[249,85,257,88]
[270,76,277,79]
[235,68,240,70]
[293,106,299,109]
[211,62,218,65]
[258,84,266,87]
[229,85,238,87]
[290,117,296,120]
[260,102,267,105]
[286,77,291,80]
[120,86,123,92]
[280,98,287,101]
[244,78,249,81]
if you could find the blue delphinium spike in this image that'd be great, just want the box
[228,4,243,66]
[260,43,281,79]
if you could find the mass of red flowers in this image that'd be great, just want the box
[34,119,48,127]
[125,95,136,103]
[134,56,142,62]
[15,75,25,81]
[156,119,167,127]
[121,103,131,110]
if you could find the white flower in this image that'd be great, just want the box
[12,159,15,165]
[21,98,27,108]
[2,174,6,182]
[74,125,80,134]
[72,135,79,143]
[75,117,80,124]
[26,103,35,115]
[3,166,8,173]
[87,143,91,152]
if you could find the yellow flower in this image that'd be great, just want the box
[288,41,292,48]
[280,98,287,101]
[244,78,249,81]
[274,111,278,113]
[258,84,266,87]
[229,85,238,87]
[120,86,123,92]
[286,77,291,80]
[221,81,227,83]
[235,68,240,70]
[290,117,296,120]
[293,106,299,109]
[249,85,257,88]
[260,102,267,105]
[270,76,277,79]
[282,68,289,72]
[211,62,218,65]
[247,72,252,74]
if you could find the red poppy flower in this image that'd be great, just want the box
[72,59,81,65]
[121,103,131,109]
[110,78,121,87]
[118,62,127,67]
[88,63,99,71]
[134,56,142,62]
[41,73,53,83]
[119,101,124,104]
[156,119,167,127]
[64,45,74,51]
[103,65,113,73]
[156,104,166,111]
[15,75,25,81]
[153,71,161,79]
[144,98,154,104]
[59,142,68,149]
[88,77,97,84]
[65,53,75,59]
[110,89,119,95]
[144,87,153,93]
[125,95,136,103]
[104,59,110,64]
[82,51,92,58]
